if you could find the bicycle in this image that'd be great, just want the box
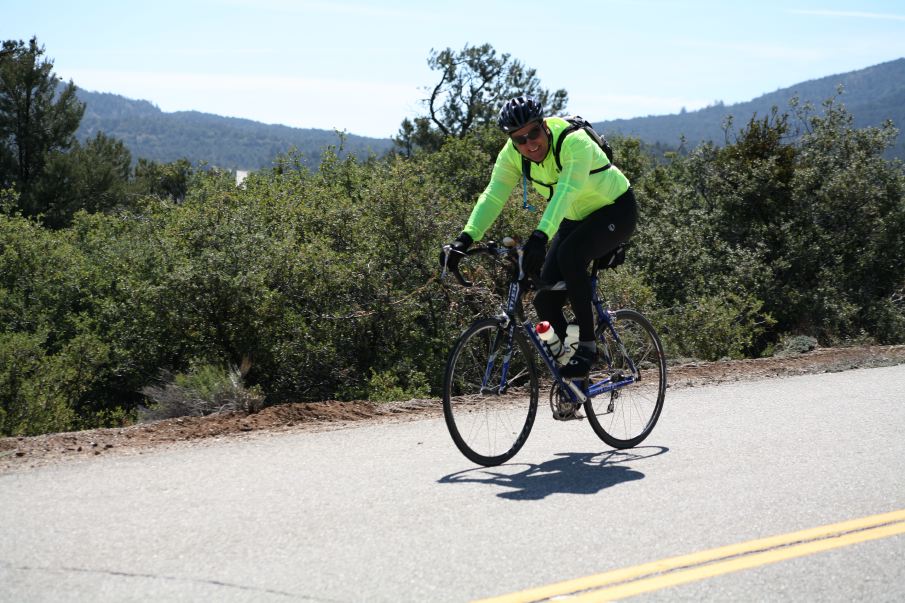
[441,237,667,467]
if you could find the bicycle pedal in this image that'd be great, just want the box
[552,408,585,421]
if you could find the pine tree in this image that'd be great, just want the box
[0,36,85,216]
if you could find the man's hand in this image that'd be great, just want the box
[439,232,473,273]
[522,230,548,277]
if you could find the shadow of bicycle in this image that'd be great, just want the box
[438,447,668,500]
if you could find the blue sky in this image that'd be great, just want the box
[5,0,905,138]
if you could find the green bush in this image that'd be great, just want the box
[633,98,905,351]
[655,293,775,361]
[596,266,658,315]
[1,98,903,436]
[366,368,430,403]
[0,332,72,435]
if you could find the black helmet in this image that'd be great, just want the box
[497,96,543,133]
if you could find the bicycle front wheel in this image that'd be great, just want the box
[442,318,539,466]
[586,309,666,449]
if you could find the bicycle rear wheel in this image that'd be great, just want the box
[586,309,666,448]
[442,318,538,466]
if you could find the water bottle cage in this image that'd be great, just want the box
[536,322,578,366]
[545,341,561,360]
[546,341,574,366]
[554,326,581,366]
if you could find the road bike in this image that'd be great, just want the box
[441,238,667,466]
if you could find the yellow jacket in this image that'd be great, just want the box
[463,117,631,240]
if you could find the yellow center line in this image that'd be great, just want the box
[475,508,905,603]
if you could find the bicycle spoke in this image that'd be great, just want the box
[586,309,666,449]
[443,319,538,466]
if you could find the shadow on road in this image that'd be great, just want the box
[438,447,668,500]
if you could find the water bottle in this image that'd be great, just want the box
[559,324,580,366]
[535,321,563,359]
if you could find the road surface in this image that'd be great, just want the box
[2,365,904,602]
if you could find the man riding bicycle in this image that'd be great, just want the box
[441,96,638,378]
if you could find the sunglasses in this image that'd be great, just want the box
[510,124,544,146]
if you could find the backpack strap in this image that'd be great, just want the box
[589,164,613,175]
[519,121,611,206]
[553,123,613,173]
[552,123,581,172]
[520,162,536,212]
[521,155,554,201]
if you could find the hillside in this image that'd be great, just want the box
[72,58,905,169]
[75,90,395,170]
[594,58,905,158]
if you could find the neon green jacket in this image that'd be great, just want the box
[462,117,631,241]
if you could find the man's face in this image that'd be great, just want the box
[510,120,548,163]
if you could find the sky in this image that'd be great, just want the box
[4,0,905,139]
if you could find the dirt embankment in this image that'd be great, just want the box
[3,345,904,473]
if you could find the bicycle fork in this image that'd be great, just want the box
[480,322,515,395]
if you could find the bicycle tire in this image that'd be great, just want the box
[586,309,667,449]
[442,318,539,466]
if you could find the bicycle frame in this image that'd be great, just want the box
[444,240,666,465]
[484,270,638,405]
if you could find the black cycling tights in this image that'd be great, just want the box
[533,188,638,342]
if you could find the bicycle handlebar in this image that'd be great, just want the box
[441,238,522,288]
[441,237,579,293]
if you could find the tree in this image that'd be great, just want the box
[133,158,193,203]
[35,132,133,228]
[395,43,568,154]
[633,95,905,352]
[0,37,84,216]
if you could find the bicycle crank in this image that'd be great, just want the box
[549,383,585,421]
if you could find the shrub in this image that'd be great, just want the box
[0,332,73,436]
[366,367,431,403]
[596,267,658,315]
[2,96,904,436]
[140,362,264,421]
[655,293,775,361]
[774,334,819,357]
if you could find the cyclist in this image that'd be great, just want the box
[441,96,638,378]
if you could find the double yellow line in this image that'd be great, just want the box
[477,508,905,602]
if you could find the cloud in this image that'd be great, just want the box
[787,9,905,22]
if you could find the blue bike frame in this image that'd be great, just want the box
[481,272,638,404]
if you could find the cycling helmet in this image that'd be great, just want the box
[497,96,543,133]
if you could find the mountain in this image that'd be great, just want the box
[593,58,905,159]
[75,90,394,170]
[72,59,905,169]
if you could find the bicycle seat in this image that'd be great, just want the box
[591,242,629,273]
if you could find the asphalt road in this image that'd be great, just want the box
[2,365,904,602]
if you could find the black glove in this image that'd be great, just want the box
[522,229,548,277]
[439,232,473,272]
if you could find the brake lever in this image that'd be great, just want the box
[441,245,473,287]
